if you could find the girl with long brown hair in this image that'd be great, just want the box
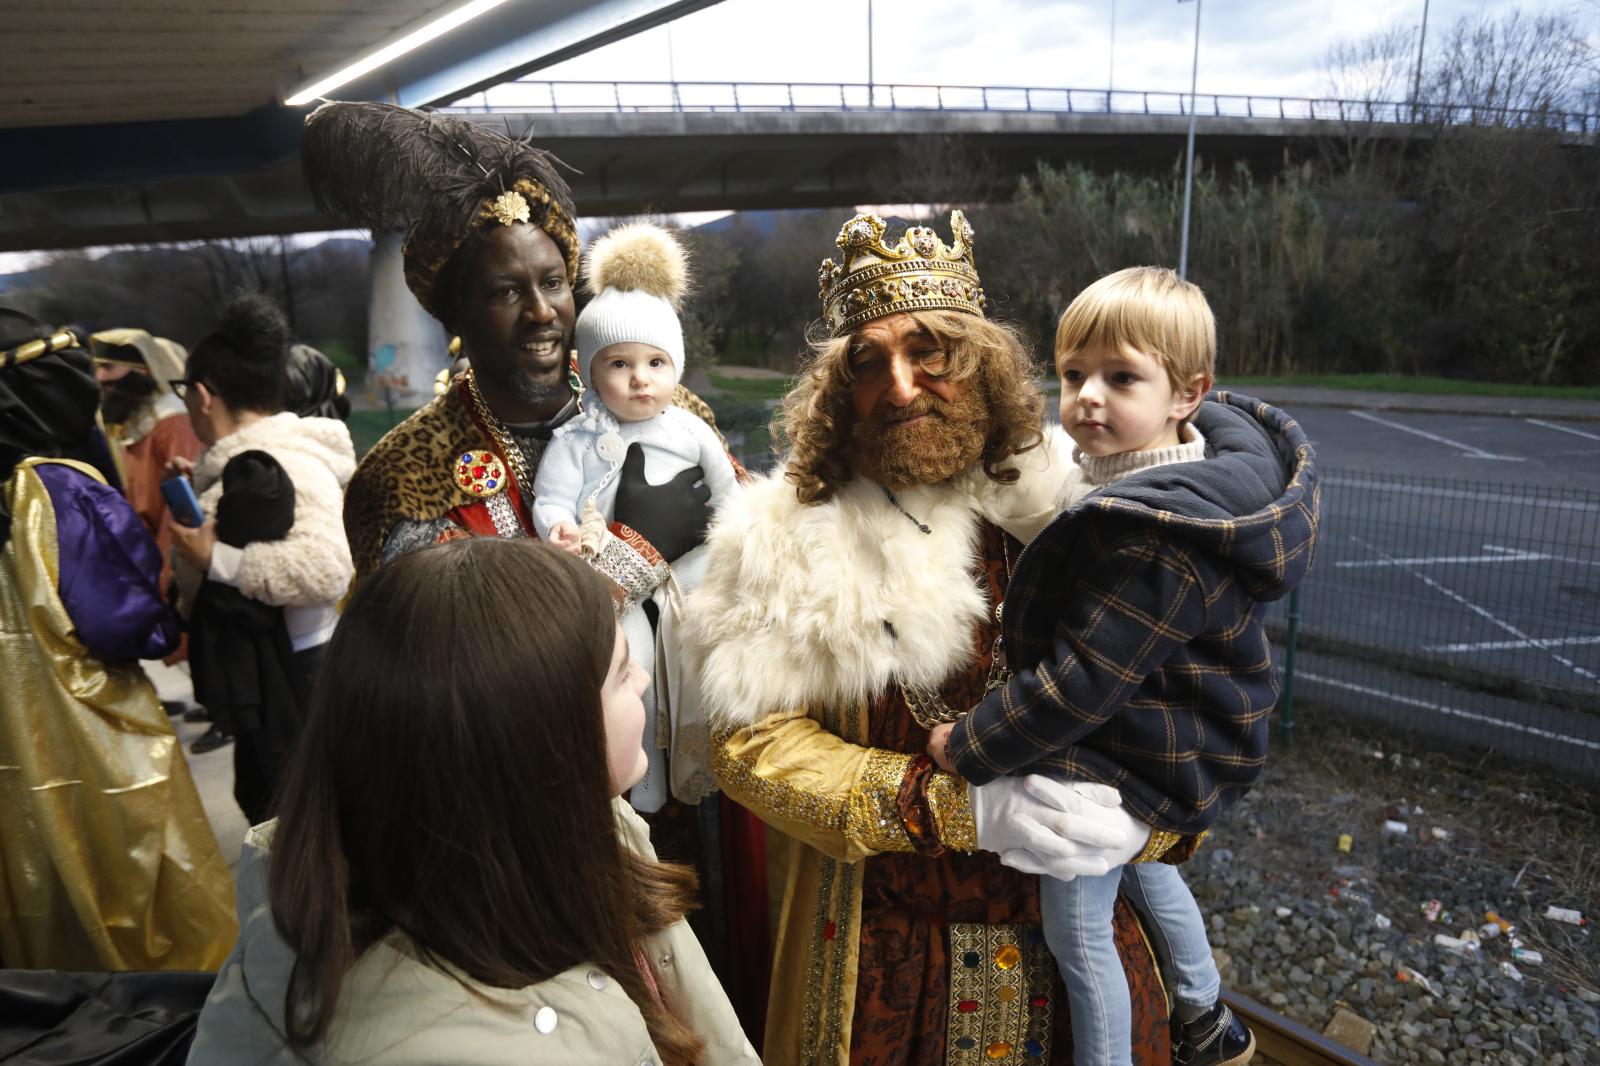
[188,537,755,1064]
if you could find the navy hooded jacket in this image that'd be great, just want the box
[948,392,1320,837]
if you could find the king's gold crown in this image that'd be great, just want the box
[817,210,985,337]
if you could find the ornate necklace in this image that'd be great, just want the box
[464,369,531,492]
[897,535,1015,729]
[881,484,932,535]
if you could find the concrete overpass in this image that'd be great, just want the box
[6,82,1595,252]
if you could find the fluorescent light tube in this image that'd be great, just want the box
[284,0,516,106]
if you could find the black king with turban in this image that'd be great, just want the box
[299,102,579,326]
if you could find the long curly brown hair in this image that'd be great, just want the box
[775,309,1045,504]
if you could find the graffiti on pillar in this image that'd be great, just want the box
[369,343,410,421]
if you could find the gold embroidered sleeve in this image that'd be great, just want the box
[1132,828,1207,865]
[713,711,919,863]
[926,772,978,852]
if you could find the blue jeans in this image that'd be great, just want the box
[1040,863,1221,1066]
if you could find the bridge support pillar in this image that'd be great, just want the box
[366,233,447,409]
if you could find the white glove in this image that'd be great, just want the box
[970,775,1152,880]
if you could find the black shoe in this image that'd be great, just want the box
[190,725,233,754]
[162,700,187,717]
[183,706,212,723]
[1172,1002,1255,1066]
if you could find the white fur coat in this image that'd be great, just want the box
[685,427,1073,728]
[177,412,356,609]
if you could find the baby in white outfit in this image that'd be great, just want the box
[532,223,737,551]
[533,222,738,812]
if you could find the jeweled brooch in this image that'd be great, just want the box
[455,450,506,497]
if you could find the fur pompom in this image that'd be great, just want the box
[584,223,689,306]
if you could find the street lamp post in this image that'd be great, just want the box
[1109,0,1117,107]
[1177,0,1201,280]
[1411,0,1432,121]
[867,0,875,108]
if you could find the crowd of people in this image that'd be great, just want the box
[0,100,1319,1066]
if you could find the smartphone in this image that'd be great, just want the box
[160,475,205,528]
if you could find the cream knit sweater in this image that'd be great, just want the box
[1056,425,1209,512]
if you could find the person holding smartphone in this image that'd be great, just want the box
[168,293,356,825]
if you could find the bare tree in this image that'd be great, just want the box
[1324,22,1418,109]
[1425,9,1598,123]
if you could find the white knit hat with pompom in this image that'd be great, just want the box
[575,223,689,392]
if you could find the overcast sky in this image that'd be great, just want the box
[529,0,1600,101]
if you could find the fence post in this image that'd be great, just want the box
[1279,586,1302,746]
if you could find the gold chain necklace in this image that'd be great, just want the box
[898,535,1015,729]
[464,369,531,491]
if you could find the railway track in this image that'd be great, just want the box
[1224,990,1382,1066]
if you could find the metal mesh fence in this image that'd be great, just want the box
[1267,467,1600,784]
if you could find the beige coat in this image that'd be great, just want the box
[188,800,757,1065]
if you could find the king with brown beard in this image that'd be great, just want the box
[686,212,1187,1066]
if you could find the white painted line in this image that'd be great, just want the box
[1349,410,1526,461]
[1336,548,1544,569]
[1526,418,1600,443]
[1297,671,1600,752]
[1351,535,1599,684]
[1335,545,1600,570]
[1482,543,1600,568]
[1424,634,1600,653]
[1323,475,1600,515]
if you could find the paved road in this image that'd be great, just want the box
[1044,393,1600,780]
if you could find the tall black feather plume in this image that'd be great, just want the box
[300,101,574,246]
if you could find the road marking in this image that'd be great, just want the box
[1298,671,1600,752]
[1334,544,1600,570]
[1323,475,1600,515]
[1348,410,1525,461]
[1351,535,1598,684]
[1526,418,1600,443]
[1424,634,1600,653]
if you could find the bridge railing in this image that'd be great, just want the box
[444,80,1600,135]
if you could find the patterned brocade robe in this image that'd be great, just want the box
[687,430,1178,1066]
[343,371,729,603]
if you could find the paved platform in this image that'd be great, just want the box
[145,659,249,874]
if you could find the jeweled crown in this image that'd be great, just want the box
[817,210,986,337]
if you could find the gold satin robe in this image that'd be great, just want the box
[0,457,237,970]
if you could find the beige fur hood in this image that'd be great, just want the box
[685,426,1073,727]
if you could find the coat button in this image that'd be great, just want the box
[587,970,609,990]
[658,952,673,967]
[534,1006,558,1034]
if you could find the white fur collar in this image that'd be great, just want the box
[686,426,1072,726]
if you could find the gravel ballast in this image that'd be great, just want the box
[1177,717,1599,1065]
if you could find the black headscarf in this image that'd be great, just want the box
[283,344,350,420]
[1,310,101,548]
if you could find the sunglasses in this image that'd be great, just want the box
[169,379,206,401]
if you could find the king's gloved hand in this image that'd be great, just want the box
[612,442,712,563]
[970,776,1151,880]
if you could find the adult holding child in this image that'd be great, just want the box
[167,292,356,824]
[187,538,756,1064]
[305,103,724,611]
[686,211,1180,1064]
